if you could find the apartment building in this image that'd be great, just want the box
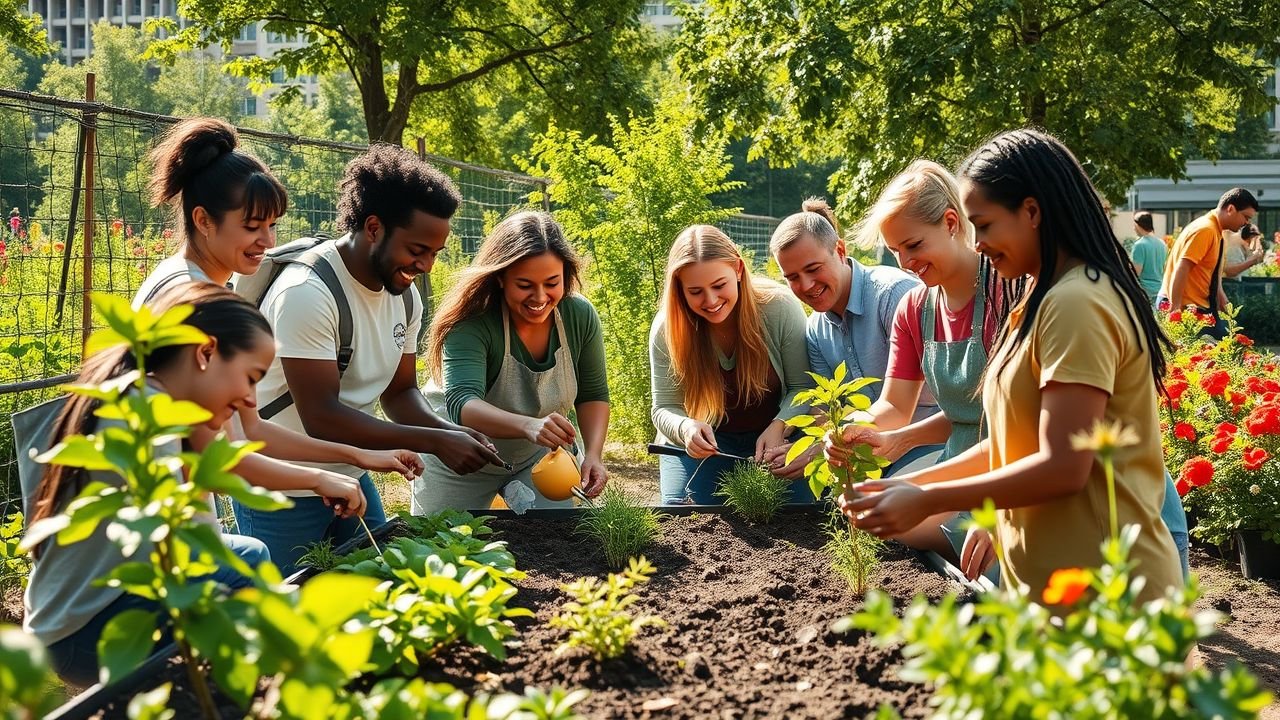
[25,0,317,118]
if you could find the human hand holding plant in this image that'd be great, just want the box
[525,412,576,449]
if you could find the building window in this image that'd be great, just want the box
[241,96,258,116]
[112,0,122,15]
[236,23,257,41]
[130,0,141,14]
[148,0,158,15]
[54,1,66,18]
[73,0,85,18]
[266,30,294,44]
[72,26,86,49]
[270,67,286,83]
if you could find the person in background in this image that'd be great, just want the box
[1223,223,1264,280]
[1129,211,1167,304]
[1157,188,1259,339]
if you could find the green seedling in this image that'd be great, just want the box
[576,486,665,570]
[714,460,791,524]
[550,556,665,661]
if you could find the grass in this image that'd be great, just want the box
[294,539,341,572]
[714,460,791,524]
[576,486,665,570]
[823,507,883,595]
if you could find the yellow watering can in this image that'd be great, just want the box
[530,446,582,501]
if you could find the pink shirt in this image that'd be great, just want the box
[886,284,1002,381]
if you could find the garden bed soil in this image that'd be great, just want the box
[430,511,957,719]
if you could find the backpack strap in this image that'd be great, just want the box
[141,269,194,306]
[259,251,354,420]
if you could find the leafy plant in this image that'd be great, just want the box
[0,513,30,594]
[550,556,665,661]
[823,508,883,594]
[784,361,887,595]
[19,294,292,717]
[0,625,58,719]
[714,460,791,523]
[575,486,665,570]
[338,678,589,720]
[848,420,1274,719]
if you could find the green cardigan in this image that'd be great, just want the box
[649,289,813,444]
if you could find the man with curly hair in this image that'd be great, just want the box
[246,144,503,570]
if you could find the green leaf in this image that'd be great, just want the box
[57,489,128,545]
[98,608,160,685]
[786,435,816,465]
[126,682,175,720]
[148,395,213,428]
[35,436,115,471]
[786,414,816,428]
[298,573,380,629]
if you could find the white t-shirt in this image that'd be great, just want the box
[131,255,214,310]
[255,239,422,489]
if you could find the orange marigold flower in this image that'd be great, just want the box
[1043,568,1092,606]
[1243,447,1270,472]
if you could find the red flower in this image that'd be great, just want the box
[1245,403,1280,437]
[1230,392,1248,412]
[1200,370,1230,397]
[1169,311,1183,322]
[1174,422,1197,442]
[1216,422,1239,437]
[52,241,64,252]
[1178,456,1214,489]
[1244,447,1270,472]
[1237,334,1255,347]
[111,218,123,234]
[1210,435,1233,454]
[161,228,173,239]
[1166,380,1189,402]
[1266,363,1277,373]
[1176,476,1191,497]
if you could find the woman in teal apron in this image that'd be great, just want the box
[828,159,1187,581]
[413,211,611,513]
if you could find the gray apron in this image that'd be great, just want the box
[921,268,988,462]
[412,305,580,513]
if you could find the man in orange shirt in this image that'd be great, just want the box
[1158,188,1258,340]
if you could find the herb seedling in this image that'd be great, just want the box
[714,460,791,523]
[576,486,665,569]
[823,508,882,594]
[550,556,665,660]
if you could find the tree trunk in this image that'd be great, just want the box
[1020,15,1047,127]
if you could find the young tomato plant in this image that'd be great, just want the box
[784,361,887,594]
[550,556,665,661]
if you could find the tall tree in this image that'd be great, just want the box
[150,0,652,144]
[676,0,1280,211]
[0,0,51,56]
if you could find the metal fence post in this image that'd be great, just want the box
[81,73,97,349]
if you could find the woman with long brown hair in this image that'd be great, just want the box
[413,211,610,513]
[651,225,813,505]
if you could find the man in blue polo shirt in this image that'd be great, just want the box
[765,202,939,476]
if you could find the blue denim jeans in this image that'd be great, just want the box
[233,472,387,576]
[46,533,268,687]
[658,430,813,505]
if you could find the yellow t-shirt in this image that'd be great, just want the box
[983,265,1181,604]
[1159,212,1221,309]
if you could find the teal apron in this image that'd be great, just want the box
[921,267,988,461]
[412,305,580,513]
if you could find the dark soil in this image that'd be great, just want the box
[427,511,958,720]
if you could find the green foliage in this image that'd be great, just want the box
[823,508,882,595]
[675,0,1280,211]
[295,539,341,572]
[0,625,57,719]
[0,513,29,594]
[338,679,589,720]
[713,460,791,524]
[0,0,53,57]
[151,0,653,143]
[525,96,742,442]
[550,556,665,661]
[784,361,887,500]
[575,486,665,570]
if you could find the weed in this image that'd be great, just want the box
[714,460,791,523]
[576,486,665,569]
[551,556,665,660]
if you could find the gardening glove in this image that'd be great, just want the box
[502,480,537,515]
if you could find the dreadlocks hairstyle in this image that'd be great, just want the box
[958,129,1170,396]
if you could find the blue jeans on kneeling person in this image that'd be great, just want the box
[658,430,814,505]
[46,533,268,687]
[233,472,387,576]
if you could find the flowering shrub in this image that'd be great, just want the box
[1159,306,1280,545]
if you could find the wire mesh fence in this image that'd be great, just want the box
[0,85,781,519]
